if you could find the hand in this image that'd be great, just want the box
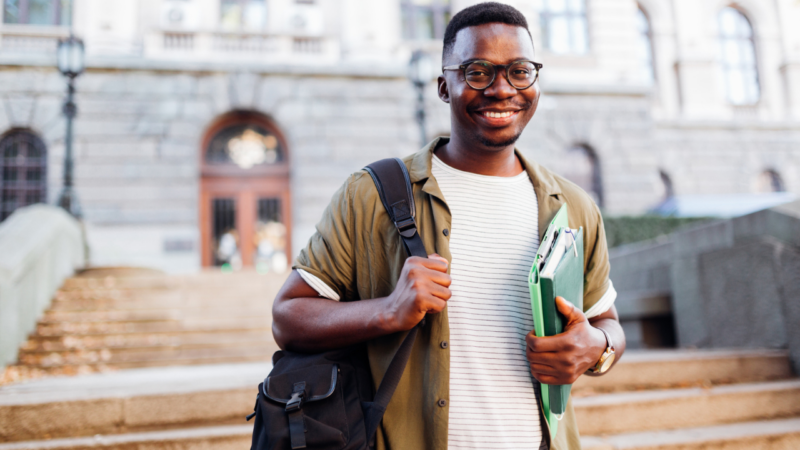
[384,254,451,332]
[525,296,607,385]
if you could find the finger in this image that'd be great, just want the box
[423,255,449,272]
[556,296,585,326]
[423,296,447,314]
[426,281,451,301]
[526,334,571,354]
[531,373,570,386]
[428,271,451,288]
[525,350,570,367]
[528,363,559,376]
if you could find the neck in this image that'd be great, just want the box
[435,133,524,177]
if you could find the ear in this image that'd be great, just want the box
[437,75,450,103]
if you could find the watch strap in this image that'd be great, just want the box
[596,326,613,350]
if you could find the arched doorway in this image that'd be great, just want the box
[561,144,604,208]
[0,129,47,222]
[199,112,291,271]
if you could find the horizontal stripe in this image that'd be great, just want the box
[433,155,543,450]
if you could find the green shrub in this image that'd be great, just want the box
[603,216,712,248]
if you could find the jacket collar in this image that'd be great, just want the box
[410,137,564,240]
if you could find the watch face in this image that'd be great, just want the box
[599,352,616,373]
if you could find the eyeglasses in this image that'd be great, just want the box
[442,60,543,90]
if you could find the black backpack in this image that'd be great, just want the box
[248,158,427,450]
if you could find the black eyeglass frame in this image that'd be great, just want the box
[442,60,543,90]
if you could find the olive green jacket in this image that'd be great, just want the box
[295,137,611,450]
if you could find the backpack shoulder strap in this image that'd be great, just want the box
[361,157,427,443]
[363,158,427,258]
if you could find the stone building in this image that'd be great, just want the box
[0,0,799,272]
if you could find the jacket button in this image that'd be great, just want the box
[438,399,447,407]
[440,341,448,349]
[443,228,449,236]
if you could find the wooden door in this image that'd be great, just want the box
[199,112,291,269]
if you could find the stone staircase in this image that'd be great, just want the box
[577,349,800,449]
[0,349,796,449]
[1,268,798,449]
[1,268,284,384]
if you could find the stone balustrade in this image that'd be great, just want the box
[144,30,339,63]
[0,205,84,371]
[0,24,69,54]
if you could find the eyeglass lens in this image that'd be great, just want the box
[464,61,538,90]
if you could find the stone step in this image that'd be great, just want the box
[34,317,269,336]
[3,354,275,382]
[0,425,253,450]
[16,340,278,368]
[0,363,269,442]
[574,379,800,436]
[20,329,273,352]
[582,417,800,450]
[38,311,178,324]
[48,297,268,312]
[40,308,271,323]
[573,349,793,395]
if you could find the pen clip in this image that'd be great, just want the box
[564,229,578,257]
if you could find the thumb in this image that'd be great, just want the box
[555,296,585,326]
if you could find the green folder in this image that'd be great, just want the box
[528,204,584,439]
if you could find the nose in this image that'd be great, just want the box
[483,70,517,99]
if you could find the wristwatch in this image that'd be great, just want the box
[587,327,616,374]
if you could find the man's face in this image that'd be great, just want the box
[438,23,540,149]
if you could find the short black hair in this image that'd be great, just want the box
[442,2,532,61]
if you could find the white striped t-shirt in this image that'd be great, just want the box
[431,154,544,450]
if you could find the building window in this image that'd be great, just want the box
[220,0,266,31]
[0,130,47,222]
[401,0,451,41]
[562,144,603,207]
[755,169,784,193]
[541,0,588,54]
[3,0,71,26]
[636,6,655,84]
[718,7,759,105]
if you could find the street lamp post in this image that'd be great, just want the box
[408,50,433,149]
[56,35,85,218]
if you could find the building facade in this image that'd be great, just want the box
[1,0,799,272]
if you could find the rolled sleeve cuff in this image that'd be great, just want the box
[584,280,617,319]
[297,268,341,301]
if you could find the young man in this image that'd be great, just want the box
[272,2,625,449]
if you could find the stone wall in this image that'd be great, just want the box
[609,201,800,373]
[2,62,800,270]
[0,205,84,371]
[0,65,420,271]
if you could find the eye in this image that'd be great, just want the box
[467,69,490,77]
[465,62,494,78]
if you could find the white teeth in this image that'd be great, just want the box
[483,111,513,118]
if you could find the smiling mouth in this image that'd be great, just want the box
[479,111,518,118]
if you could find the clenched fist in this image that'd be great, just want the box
[525,296,607,385]
[385,254,452,331]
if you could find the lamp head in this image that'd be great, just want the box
[408,50,433,87]
[57,35,85,78]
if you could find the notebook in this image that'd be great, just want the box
[528,204,584,438]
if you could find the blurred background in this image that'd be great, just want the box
[0,0,799,449]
